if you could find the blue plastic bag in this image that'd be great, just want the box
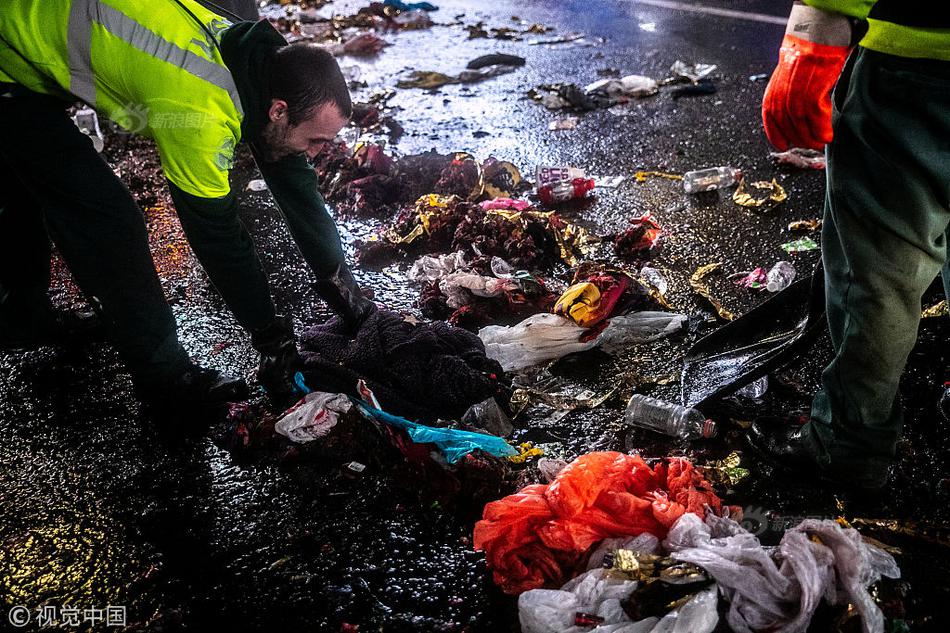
[383,0,439,11]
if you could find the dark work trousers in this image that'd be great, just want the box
[803,49,950,482]
[0,85,189,381]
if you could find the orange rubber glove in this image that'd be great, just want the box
[762,33,850,151]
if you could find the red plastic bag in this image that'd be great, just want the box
[473,452,724,594]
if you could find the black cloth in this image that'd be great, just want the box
[298,309,507,423]
[0,86,189,380]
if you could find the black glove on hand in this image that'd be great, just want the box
[251,315,301,400]
[313,263,376,329]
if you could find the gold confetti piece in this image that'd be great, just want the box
[922,299,948,318]
[788,219,822,232]
[689,263,735,321]
[732,178,787,208]
[634,170,683,183]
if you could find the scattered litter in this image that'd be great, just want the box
[665,513,900,633]
[408,251,469,282]
[770,147,826,170]
[508,442,545,464]
[73,107,104,152]
[634,170,682,183]
[474,452,727,594]
[736,375,769,399]
[585,74,659,99]
[383,0,439,12]
[554,269,637,328]
[781,237,819,253]
[671,78,716,99]
[765,261,795,292]
[690,263,734,321]
[733,178,786,209]
[697,451,750,487]
[529,32,588,46]
[538,177,595,205]
[274,392,354,443]
[356,400,518,464]
[548,117,579,131]
[730,267,767,290]
[683,166,741,194]
[536,165,586,188]
[591,175,626,188]
[479,313,599,372]
[462,397,514,436]
[668,60,717,84]
[397,63,519,89]
[748,73,769,81]
[921,299,948,318]
[299,309,506,423]
[788,218,822,232]
[639,266,668,295]
[245,179,268,192]
[480,197,531,211]
[612,213,663,261]
[624,394,716,440]
[467,53,526,68]
[528,83,598,111]
[391,9,435,29]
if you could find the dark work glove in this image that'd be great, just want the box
[313,263,376,329]
[250,315,301,400]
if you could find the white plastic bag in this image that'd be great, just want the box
[408,251,469,282]
[440,272,516,308]
[597,312,687,353]
[274,392,353,443]
[479,313,598,371]
[647,584,719,633]
[518,568,639,633]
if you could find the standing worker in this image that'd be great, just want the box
[751,1,950,490]
[0,0,374,405]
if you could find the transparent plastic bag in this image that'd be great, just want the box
[597,312,687,353]
[479,313,598,371]
[274,391,353,443]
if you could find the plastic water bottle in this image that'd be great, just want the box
[682,166,741,194]
[624,394,717,440]
[766,261,796,292]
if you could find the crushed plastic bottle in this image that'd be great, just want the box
[682,166,742,194]
[736,375,768,399]
[624,394,717,440]
[766,261,796,292]
[537,177,595,205]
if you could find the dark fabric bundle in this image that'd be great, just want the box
[298,309,508,423]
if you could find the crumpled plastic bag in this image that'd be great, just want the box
[597,312,687,353]
[479,313,599,371]
[355,400,517,464]
[440,271,519,308]
[664,513,900,633]
[274,392,354,443]
[408,251,469,282]
[519,545,718,633]
[474,452,726,594]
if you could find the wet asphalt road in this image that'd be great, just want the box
[1,1,948,631]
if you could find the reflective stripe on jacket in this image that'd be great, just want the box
[0,0,244,197]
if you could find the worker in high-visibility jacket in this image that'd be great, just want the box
[750,1,950,491]
[0,0,374,404]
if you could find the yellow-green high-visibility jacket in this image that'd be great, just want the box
[0,0,244,198]
[804,1,950,60]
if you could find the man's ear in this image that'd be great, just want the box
[268,99,289,123]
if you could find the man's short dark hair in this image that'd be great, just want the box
[267,43,352,125]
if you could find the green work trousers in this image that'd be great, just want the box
[0,85,190,381]
[804,49,950,476]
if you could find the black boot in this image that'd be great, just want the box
[251,315,300,401]
[0,293,104,352]
[312,263,376,330]
[747,416,889,492]
[136,362,249,407]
